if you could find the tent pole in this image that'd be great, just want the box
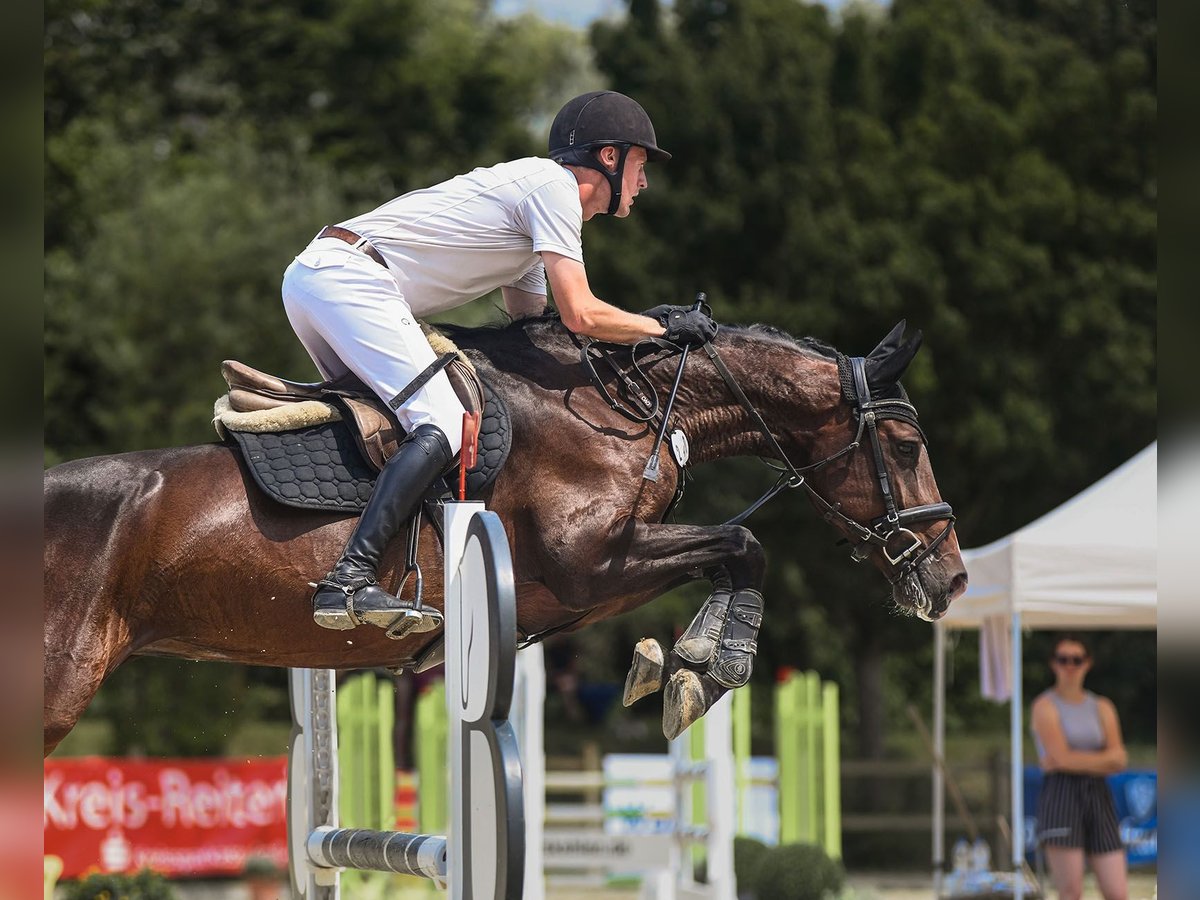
[932,622,946,895]
[1011,612,1024,899]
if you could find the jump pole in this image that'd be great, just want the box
[287,501,525,900]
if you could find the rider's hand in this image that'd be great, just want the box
[643,305,718,347]
[666,309,718,346]
[640,304,678,323]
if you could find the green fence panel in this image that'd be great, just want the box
[414,678,448,834]
[822,680,841,860]
[772,670,841,857]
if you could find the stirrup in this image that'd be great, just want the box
[350,580,444,639]
[381,605,444,641]
[353,559,444,640]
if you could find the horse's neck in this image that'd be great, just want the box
[673,339,842,466]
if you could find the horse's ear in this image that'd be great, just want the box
[865,320,923,387]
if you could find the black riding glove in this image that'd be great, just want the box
[641,304,678,323]
[642,305,719,347]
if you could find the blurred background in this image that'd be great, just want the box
[43,0,1157,897]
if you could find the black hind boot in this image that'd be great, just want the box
[312,423,453,631]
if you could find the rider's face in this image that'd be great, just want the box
[615,147,649,218]
[598,145,649,218]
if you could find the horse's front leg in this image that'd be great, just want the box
[672,567,764,689]
[553,519,766,739]
[625,572,765,740]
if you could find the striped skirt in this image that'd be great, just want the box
[1037,772,1123,855]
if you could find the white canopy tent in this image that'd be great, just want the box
[930,443,1157,897]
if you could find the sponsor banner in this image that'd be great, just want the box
[44,757,288,878]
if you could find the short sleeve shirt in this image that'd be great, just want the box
[340,158,583,317]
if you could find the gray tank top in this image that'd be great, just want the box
[1034,690,1105,760]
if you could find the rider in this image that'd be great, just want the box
[281,90,719,632]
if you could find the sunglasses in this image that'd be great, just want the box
[1054,654,1087,666]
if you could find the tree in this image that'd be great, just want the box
[585,0,1155,756]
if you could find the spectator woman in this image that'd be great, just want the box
[1031,635,1128,900]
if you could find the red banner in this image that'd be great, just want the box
[44,757,288,879]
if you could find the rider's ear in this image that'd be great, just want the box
[597,145,619,171]
[865,321,923,387]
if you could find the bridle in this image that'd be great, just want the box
[701,346,956,586]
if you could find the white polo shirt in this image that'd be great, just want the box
[340,157,584,317]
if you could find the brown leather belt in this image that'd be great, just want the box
[318,225,388,268]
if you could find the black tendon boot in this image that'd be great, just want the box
[673,586,733,667]
[706,588,764,689]
[312,423,453,631]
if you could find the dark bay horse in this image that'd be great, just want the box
[43,317,966,755]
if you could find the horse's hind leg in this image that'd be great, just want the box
[43,648,121,757]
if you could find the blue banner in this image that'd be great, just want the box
[1022,767,1157,866]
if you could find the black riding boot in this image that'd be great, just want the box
[312,423,453,631]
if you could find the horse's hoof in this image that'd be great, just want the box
[623,638,664,707]
[662,669,706,741]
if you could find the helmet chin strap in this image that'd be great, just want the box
[555,144,631,215]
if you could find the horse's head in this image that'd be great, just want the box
[802,321,967,620]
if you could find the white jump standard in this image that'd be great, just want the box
[288,501,525,899]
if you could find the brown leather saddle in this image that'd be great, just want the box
[220,355,484,473]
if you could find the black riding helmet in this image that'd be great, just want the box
[548,91,671,215]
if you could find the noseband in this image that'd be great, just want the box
[704,347,955,586]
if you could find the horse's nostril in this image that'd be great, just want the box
[948,571,968,601]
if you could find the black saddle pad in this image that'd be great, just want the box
[230,384,512,512]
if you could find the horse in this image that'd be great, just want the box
[43,316,966,756]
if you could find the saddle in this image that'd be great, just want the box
[221,344,483,473]
[215,328,512,513]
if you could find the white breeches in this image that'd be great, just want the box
[281,237,466,455]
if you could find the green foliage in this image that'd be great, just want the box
[588,0,1155,756]
[734,835,772,897]
[755,842,845,900]
[61,869,178,900]
[241,855,281,879]
[44,126,351,463]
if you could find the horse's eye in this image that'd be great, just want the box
[897,441,918,458]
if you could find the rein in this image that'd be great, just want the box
[578,336,664,423]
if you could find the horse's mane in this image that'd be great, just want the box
[435,312,840,362]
